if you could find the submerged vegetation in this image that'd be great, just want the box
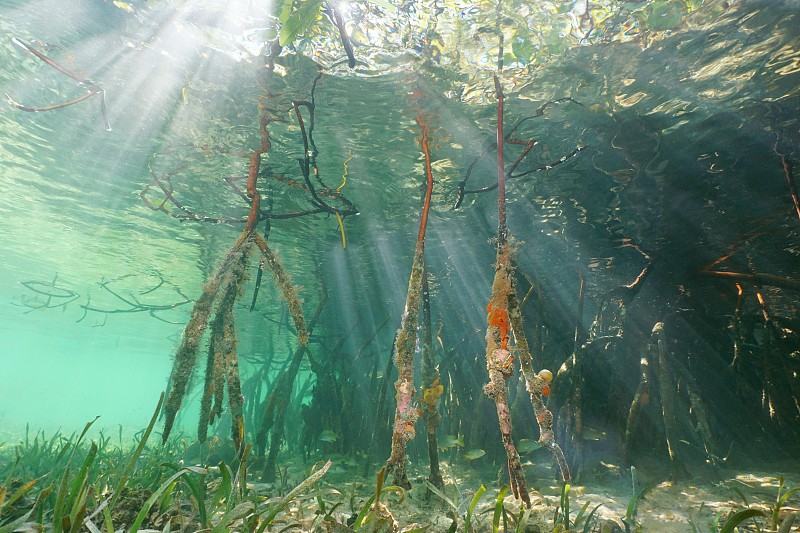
[3,421,798,532]
[2,0,800,530]
[0,398,337,532]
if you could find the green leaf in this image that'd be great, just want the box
[363,0,397,12]
[774,482,800,529]
[492,485,509,533]
[129,468,199,533]
[466,484,486,533]
[257,460,331,531]
[720,508,768,533]
[511,36,535,62]
[0,486,51,533]
[101,502,114,533]
[731,486,749,507]
[626,486,647,521]
[278,0,294,23]
[0,508,36,533]
[777,486,800,508]
[583,504,603,533]
[0,476,43,511]
[213,462,233,513]
[352,485,405,530]
[162,462,207,528]
[110,393,163,509]
[53,417,99,533]
[560,482,571,529]
[279,0,324,47]
[211,502,256,533]
[646,1,683,31]
[514,508,529,533]
[573,500,590,527]
[423,480,457,512]
[67,442,98,533]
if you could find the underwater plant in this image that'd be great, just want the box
[0,401,334,532]
[550,482,602,533]
[718,475,799,533]
[423,480,486,533]
[349,467,403,532]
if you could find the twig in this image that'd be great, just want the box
[325,1,356,68]
[7,37,111,130]
[16,277,79,313]
[698,270,800,291]
[453,98,584,209]
[774,140,800,220]
[141,77,357,226]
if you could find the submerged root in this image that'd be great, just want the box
[254,234,308,347]
[385,248,425,489]
[483,243,532,506]
[162,231,252,442]
[508,292,570,482]
[420,261,444,491]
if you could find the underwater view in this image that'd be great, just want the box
[1,0,799,530]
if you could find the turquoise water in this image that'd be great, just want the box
[1,0,799,527]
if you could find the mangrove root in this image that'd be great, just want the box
[384,104,435,489]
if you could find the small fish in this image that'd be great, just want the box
[113,1,136,14]
[464,449,486,461]
[517,439,542,454]
[582,428,607,442]
[30,40,64,53]
[440,434,464,449]
[319,430,338,443]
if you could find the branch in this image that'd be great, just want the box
[453,98,584,209]
[698,270,800,291]
[7,37,110,130]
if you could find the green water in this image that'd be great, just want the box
[1,0,799,529]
